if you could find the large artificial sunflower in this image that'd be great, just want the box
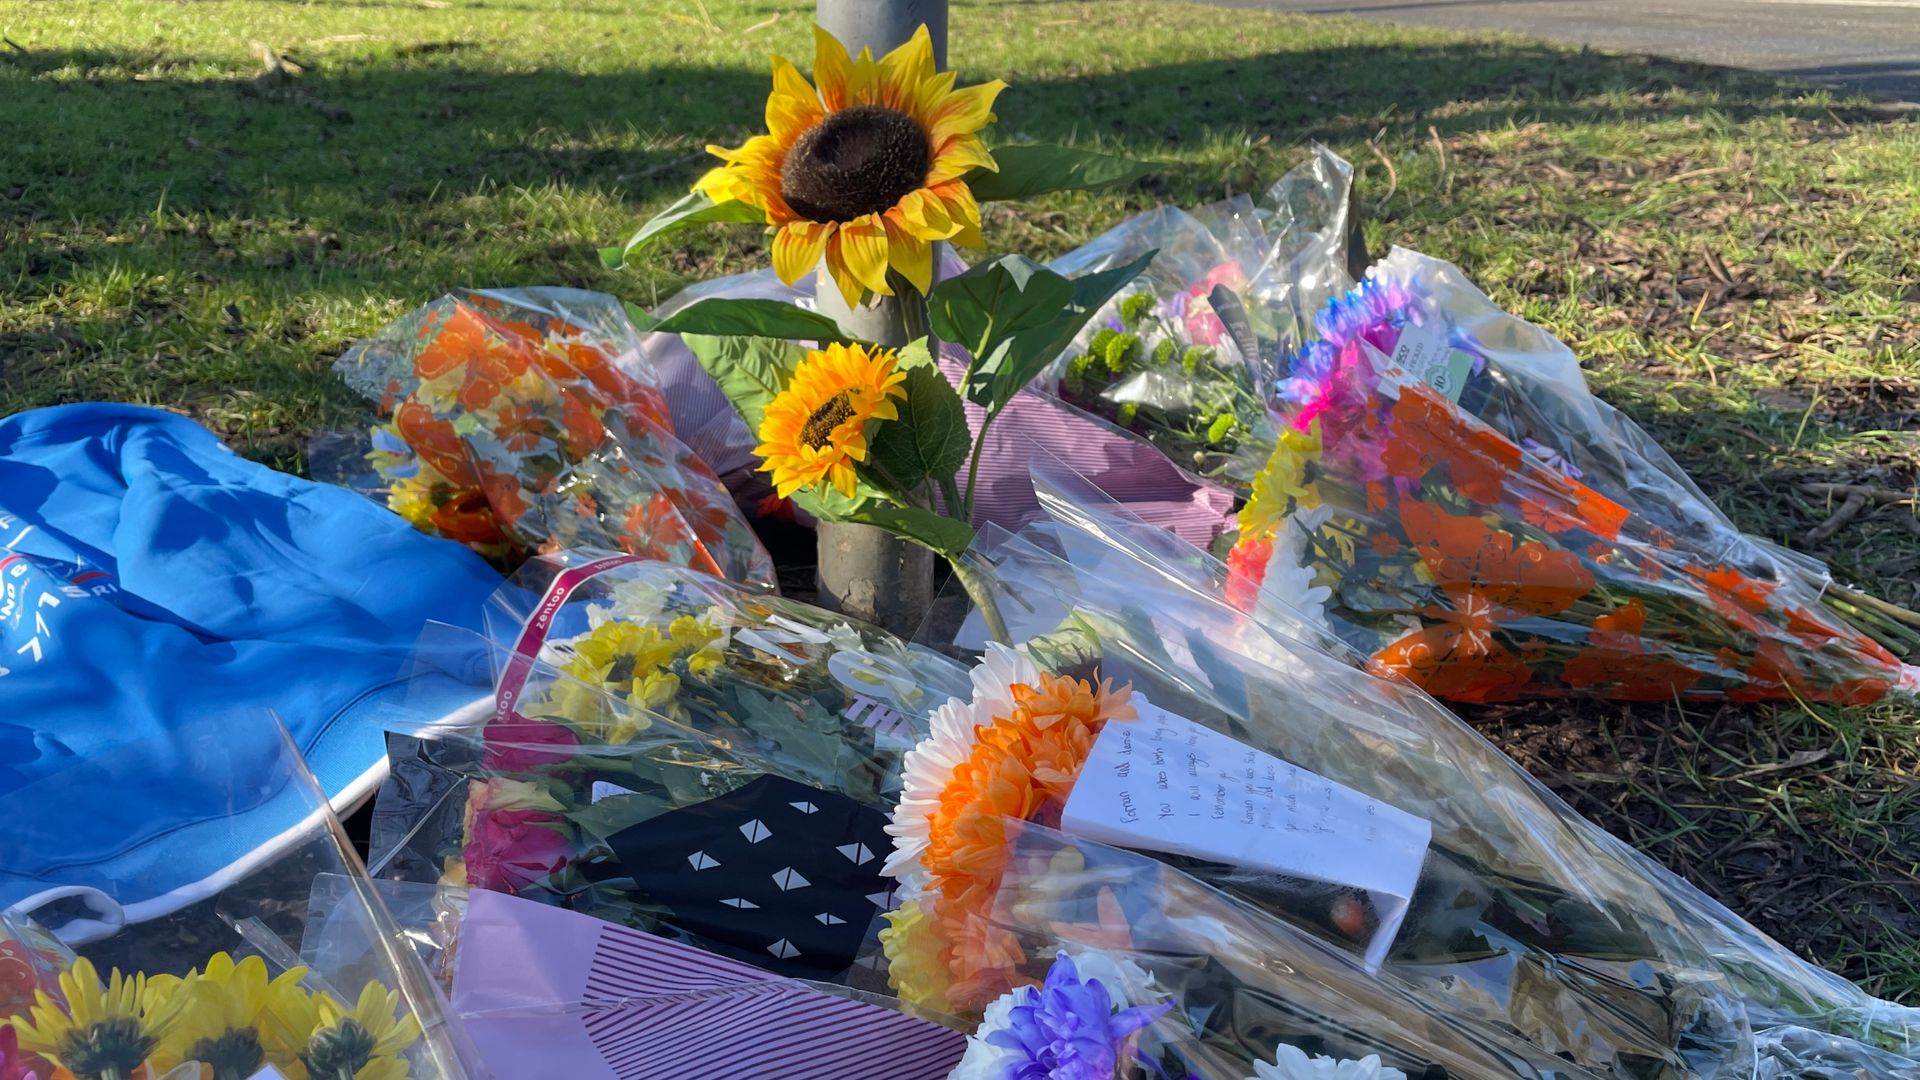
[8,957,189,1080]
[695,25,1004,307]
[754,342,908,498]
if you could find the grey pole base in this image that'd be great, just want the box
[815,519,937,637]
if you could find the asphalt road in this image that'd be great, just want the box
[1236,0,1920,101]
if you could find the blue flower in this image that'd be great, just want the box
[974,954,1171,1080]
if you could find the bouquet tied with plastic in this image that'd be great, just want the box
[891,490,1920,1079]
[316,286,773,584]
[368,550,976,991]
[1230,246,1919,703]
[0,719,476,1080]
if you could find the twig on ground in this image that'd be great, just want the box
[2,33,26,54]
[1807,491,1869,543]
[1427,125,1451,194]
[1365,139,1397,201]
[1799,481,1920,506]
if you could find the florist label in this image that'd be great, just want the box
[1376,317,1472,403]
[1060,697,1430,970]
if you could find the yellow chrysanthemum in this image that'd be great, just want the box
[877,895,953,1014]
[1237,423,1323,538]
[147,954,309,1080]
[695,25,1005,307]
[754,342,908,498]
[384,472,440,532]
[9,956,191,1080]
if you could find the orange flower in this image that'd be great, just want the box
[1370,532,1400,558]
[416,306,537,411]
[429,487,508,546]
[1224,534,1273,611]
[1558,599,1703,700]
[475,461,531,526]
[494,402,548,452]
[395,399,477,486]
[559,392,607,457]
[1381,386,1519,505]
[621,492,694,559]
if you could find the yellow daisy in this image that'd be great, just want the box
[695,25,1005,307]
[8,956,190,1080]
[147,954,308,1080]
[754,342,908,498]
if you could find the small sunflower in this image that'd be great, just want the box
[146,954,307,1080]
[296,983,421,1080]
[696,25,1005,307]
[754,342,908,498]
[8,956,189,1080]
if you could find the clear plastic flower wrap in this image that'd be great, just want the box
[895,495,1920,1079]
[1034,147,1358,484]
[365,550,973,987]
[0,717,479,1080]
[931,820,1621,1080]
[1230,257,1919,703]
[314,286,775,584]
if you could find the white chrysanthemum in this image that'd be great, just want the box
[1248,1044,1409,1080]
[1060,948,1161,1007]
[1254,505,1335,638]
[946,983,1022,1080]
[881,643,1041,886]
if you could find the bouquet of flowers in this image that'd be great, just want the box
[1037,148,1356,484]
[0,720,475,1080]
[316,286,774,584]
[899,509,1920,1079]
[368,550,974,984]
[1229,250,1919,703]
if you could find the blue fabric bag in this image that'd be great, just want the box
[0,404,497,930]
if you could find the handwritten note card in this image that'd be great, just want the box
[1060,696,1431,970]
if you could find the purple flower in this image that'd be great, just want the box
[984,954,1171,1079]
[1520,436,1583,480]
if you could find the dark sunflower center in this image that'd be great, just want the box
[781,105,932,223]
[57,1017,157,1079]
[190,1028,267,1080]
[304,1018,378,1080]
[800,392,857,449]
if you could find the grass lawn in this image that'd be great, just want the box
[4,0,1918,998]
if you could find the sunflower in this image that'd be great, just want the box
[294,983,421,1080]
[754,342,908,498]
[146,955,307,1080]
[695,25,1004,307]
[8,957,190,1080]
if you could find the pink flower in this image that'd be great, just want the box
[482,714,580,773]
[0,1024,41,1080]
[1182,263,1250,346]
[463,805,574,892]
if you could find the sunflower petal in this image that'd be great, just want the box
[836,215,895,297]
[930,181,982,241]
[927,79,1006,144]
[877,25,936,112]
[773,220,833,286]
[812,25,856,111]
[882,214,934,294]
[824,232,868,309]
[927,136,998,184]
[893,189,957,239]
[766,55,824,143]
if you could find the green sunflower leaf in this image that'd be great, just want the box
[838,503,976,557]
[656,298,863,345]
[963,249,1159,412]
[927,255,1074,365]
[964,145,1157,202]
[600,191,765,269]
[866,341,970,491]
[684,333,804,435]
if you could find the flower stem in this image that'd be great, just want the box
[949,557,1011,644]
[961,406,1000,523]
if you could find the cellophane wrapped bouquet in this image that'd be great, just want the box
[1036,148,1356,484]
[0,719,476,1080]
[1229,246,1919,703]
[315,287,774,584]
[367,551,975,987]
[891,500,1920,1079]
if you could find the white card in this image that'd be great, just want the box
[1060,696,1430,970]
[1374,317,1471,403]
[591,780,639,803]
[247,1067,291,1080]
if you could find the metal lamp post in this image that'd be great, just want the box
[809,0,950,637]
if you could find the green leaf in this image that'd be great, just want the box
[865,343,970,491]
[684,333,802,434]
[656,298,861,344]
[927,255,1074,360]
[971,249,1159,411]
[839,503,976,557]
[790,484,881,520]
[963,145,1157,202]
[600,191,765,269]
[569,790,672,844]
